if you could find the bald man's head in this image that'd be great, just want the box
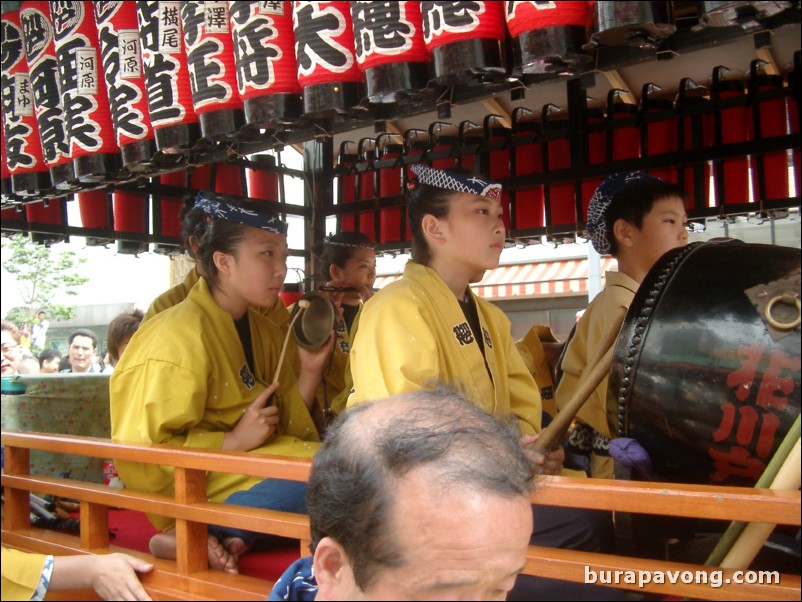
[308,387,535,592]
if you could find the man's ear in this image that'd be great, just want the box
[313,537,359,599]
[612,218,635,249]
[421,214,445,244]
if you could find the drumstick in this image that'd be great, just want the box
[272,299,310,385]
[534,305,627,452]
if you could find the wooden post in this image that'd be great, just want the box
[80,500,110,550]
[174,467,208,574]
[3,445,31,531]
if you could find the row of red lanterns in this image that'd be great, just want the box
[1,1,798,248]
[335,63,799,244]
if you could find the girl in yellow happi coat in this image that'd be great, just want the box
[111,195,333,573]
[310,230,376,420]
[347,164,617,600]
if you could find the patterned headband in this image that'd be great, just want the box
[410,164,502,202]
[323,236,374,250]
[586,171,661,255]
[195,194,288,235]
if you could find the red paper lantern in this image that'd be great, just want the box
[484,116,511,231]
[712,67,751,207]
[355,137,377,241]
[1,9,50,195]
[420,0,506,85]
[676,78,713,212]
[76,188,113,246]
[337,141,359,233]
[640,83,677,184]
[136,0,200,151]
[789,69,799,198]
[427,121,458,170]
[377,133,403,243]
[113,189,149,254]
[749,70,790,202]
[607,90,640,162]
[214,162,245,197]
[180,0,244,139]
[580,106,605,223]
[457,121,481,171]
[230,1,302,127]
[542,105,576,231]
[247,155,280,202]
[506,0,593,78]
[19,1,74,188]
[511,109,544,231]
[279,282,303,307]
[154,170,186,253]
[93,1,154,167]
[49,0,121,181]
[350,1,429,103]
[293,1,365,117]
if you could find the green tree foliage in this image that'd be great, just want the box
[1,233,89,324]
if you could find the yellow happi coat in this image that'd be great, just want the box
[111,278,320,530]
[144,265,290,331]
[348,261,541,435]
[556,270,639,478]
[2,547,47,601]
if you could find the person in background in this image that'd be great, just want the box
[38,348,62,374]
[30,310,49,352]
[515,324,564,419]
[58,354,72,372]
[107,309,144,368]
[555,172,688,480]
[112,196,332,573]
[1,321,23,377]
[269,388,536,602]
[310,231,376,419]
[60,328,100,374]
[19,325,31,350]
[2,547,152,601]
[101,350,114,373]
[347,164,616,600]
[17,350,40,374]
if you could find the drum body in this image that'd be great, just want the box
[609,239,801,487]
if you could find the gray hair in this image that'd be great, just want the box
[307,387,535,590]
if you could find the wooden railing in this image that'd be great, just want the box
[2,430,800,601]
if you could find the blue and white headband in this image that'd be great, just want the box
[410,164,502,202]
[195,194,288,235]
[586,171,661,255]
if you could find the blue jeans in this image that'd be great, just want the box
[208,478,308,545]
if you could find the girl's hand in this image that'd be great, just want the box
[298,330,336,377]
[223,383,280,451]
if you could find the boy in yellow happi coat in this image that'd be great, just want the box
[111,195,333,573]
[556,172,688,479]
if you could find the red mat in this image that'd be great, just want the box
[103,509,300,582]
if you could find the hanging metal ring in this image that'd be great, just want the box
[764,292,802,331]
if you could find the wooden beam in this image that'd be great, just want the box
[482,97,512,129]
[755,47,780,76]
[601,69,636,102]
